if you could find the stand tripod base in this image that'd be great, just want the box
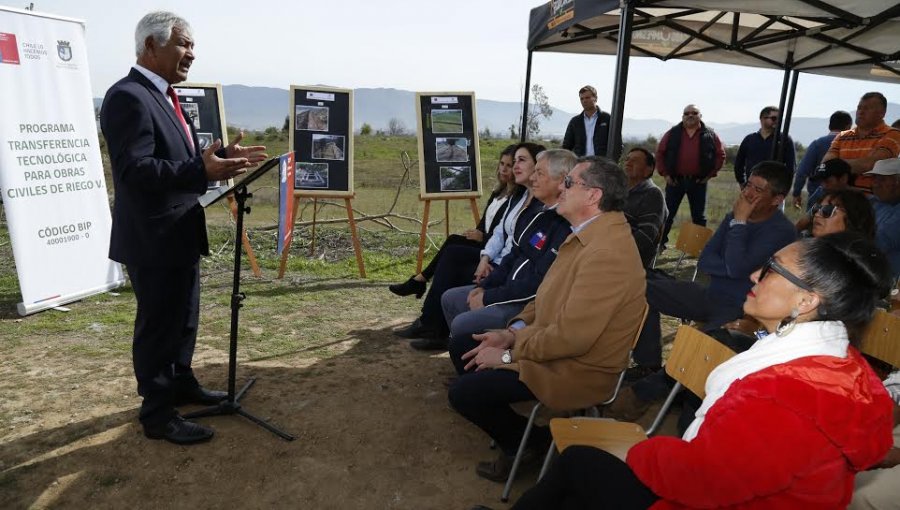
[184,378,295,441]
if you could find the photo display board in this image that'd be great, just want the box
[289,85,354,196]
[415,92,482,199]
[173,83,228,188]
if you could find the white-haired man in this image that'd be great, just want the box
[101,11,267,444]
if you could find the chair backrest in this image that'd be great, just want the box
[674,222,714,258]
[859,310,900,368]
[664,325,736,399]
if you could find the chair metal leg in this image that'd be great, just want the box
[538,440,556,480]
[501,402,541,503]
[646,382,682,436]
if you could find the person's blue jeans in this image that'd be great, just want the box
[661,177,708,246]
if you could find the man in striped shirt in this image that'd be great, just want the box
[821,92,900,193]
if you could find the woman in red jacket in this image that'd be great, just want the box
[511,232,895,510]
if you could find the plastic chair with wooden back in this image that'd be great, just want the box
[859,309,900,368]
[549,325,736,461]
[671,222,714,281]
[500,303,650,503]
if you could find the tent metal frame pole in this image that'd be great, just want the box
[773,51,794,160]
[520,50,533,142]
[607,0,635,161]
[781,69,800,152]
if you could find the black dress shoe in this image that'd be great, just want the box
[394,318,439,339]
[174,385,228,406]
[475,449,538,483]
[388,276,426,298]
[410,336,448,351]
[144,416,214,445]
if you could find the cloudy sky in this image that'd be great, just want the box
[7,0,900,122]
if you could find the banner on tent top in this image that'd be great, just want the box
[0,6,124,316]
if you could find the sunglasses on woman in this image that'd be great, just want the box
[759,257,813,291]
[810,203,841,219]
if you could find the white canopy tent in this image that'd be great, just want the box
[523,0,900,158]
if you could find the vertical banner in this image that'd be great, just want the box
[277,152,296,256]
[0,7,124,315]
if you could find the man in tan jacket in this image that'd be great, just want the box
[447,156,647,482]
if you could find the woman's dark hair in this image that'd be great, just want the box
[821,189,876,239]
[491,144,518,196]
[797,232,893,342]
[515,142,547,164]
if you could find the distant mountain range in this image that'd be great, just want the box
[95,86,900,147]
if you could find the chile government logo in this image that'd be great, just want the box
[57,40,72,62]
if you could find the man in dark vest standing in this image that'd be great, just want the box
[655,104,725,248]
[562,85,611,157]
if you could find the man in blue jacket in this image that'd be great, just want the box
[632,161,798,372]
[791,111,853,209]
[429,150,575,351]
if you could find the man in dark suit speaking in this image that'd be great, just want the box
[100,11,267,445]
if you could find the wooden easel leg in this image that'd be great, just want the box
[278,199,302,279]
[469,198,480,226]
[310,198,318,257]
[417,200,431,274]
[228,195,261,277]
[345,198,366,278]
[444,199,450,238]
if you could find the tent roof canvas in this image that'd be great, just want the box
[528,1,900,83]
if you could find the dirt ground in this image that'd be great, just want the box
[0,296,670,509]
[0,258,684,510]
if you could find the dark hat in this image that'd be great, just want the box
[812,158,851,181]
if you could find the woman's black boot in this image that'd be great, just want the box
[388,276,426,298]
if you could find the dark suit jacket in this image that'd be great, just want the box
[562,110,611,157]
[101,68,209,267]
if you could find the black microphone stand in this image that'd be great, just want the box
[185,159,294,441]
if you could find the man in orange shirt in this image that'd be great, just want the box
[821,92,900,193]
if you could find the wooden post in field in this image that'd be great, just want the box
[278,194,366,279]
[226,194,262,277]
[416,196,480,273]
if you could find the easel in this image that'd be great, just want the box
[226,195,262,277]
[416,196,480,273]
[277,193,366,278]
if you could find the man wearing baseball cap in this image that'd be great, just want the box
[866,158,900,280]
[795,158,852,232]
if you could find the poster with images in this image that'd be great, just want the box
[415,92,482,198]
[173,83,228,189]
[289,85,353,196]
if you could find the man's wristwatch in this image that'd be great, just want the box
[501,349,512,364]
[729,218,747,228]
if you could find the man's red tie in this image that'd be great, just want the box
[166,86,195,152]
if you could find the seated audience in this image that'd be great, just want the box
[791,110,853,209]
[794,158,852,234]
[389,144,516,298]
[623,147,667,267]
[799,188,876,239]
[436,150,575,350]
[821,92,900,194]
[631,161,797,375]
[511,232,895,510]
[447,157,646,482]
[394,143,545,346]
[866,158,900,282]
